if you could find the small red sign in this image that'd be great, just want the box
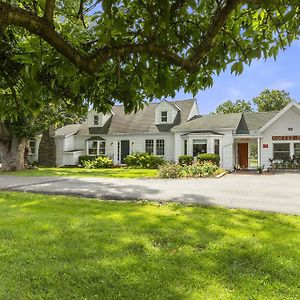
[263,144,269,149]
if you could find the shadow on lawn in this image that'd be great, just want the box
[0,193,299,299]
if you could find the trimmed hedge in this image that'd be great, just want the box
[124,152,165,169]
[197,153,220,166]
[178,155,194,166]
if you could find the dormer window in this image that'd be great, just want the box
[161,111,168,123]
[93,115,99,126]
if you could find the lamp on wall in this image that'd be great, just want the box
[132,141,135,145]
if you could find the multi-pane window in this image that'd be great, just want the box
[29,139,36,154]
[99,141,105,155]
[294,143,300,159]
[93,115,99,125]
[145,139,154,154]
[156,139,165,155]
[161,111,168,123]
[88,140,105,155]
[273,143,290,161]
[184,140,188,155]
[193,139,207,156]
[214,139,220,155]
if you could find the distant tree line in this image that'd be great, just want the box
[215,89,294,114]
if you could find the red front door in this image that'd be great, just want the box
[238,143,248,169]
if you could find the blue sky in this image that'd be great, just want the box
[168,40,300,114]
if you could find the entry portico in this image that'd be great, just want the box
[233,136,263,170]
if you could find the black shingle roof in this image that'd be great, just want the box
[56,100,281,137]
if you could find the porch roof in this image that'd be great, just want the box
[86,136,105,141]
[181,130,224,137]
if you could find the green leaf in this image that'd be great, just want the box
[231,62,244,75]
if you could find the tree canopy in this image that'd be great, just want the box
[0,28,88,170]
[253,89,293,112]
[0,0,299,111]
[215,89,294,114]
[215,99,253,114]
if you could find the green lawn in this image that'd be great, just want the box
[0,167,158,178]
[0,192,299,299]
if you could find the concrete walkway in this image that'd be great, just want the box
[0,173,299,215]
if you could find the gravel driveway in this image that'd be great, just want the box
[0,173,299,215]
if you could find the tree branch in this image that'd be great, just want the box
[187,0,244,67]
[44,0,56,22]
[0,0,259,75]
[0,2,189,74]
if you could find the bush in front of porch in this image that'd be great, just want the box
[197,153,220,166]
[124,152,166,169]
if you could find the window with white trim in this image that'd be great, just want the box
[184,140,188,155]
[93,115,99,126]
[193,139,207,156]
[294,143,300,159]
[156,139,165,155]
[29,139,36,155]
[161,111,168,123]
[145,139,154,154]
[88,140,105,155]
[214,139,220,155]
[273,143,290,161]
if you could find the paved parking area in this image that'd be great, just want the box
[0,173,299,214]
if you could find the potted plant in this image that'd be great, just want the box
[256,165,264,174]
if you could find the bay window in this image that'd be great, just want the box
[214,139,220,155]
[193,139,207,156]
[184,140,188,155]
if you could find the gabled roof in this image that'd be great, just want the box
[167,100,181,111]
[177,113,243,132]
[56,100,300,137]
[236,111,278,134]
[55,124,81,137]
[257,101,300,133]
[77,99,195,135]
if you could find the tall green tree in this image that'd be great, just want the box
[215,99,253,114]
[253,89,293,112]
[0,29,87,170]
[0,0,299,111]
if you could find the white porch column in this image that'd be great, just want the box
[86,140,89,155]
[257,138,261,167]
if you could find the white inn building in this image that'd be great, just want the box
[29,99,300,170]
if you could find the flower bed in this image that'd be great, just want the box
[159,161,225,178]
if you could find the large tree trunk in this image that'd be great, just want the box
[38,127,56,167]
[0,123,27,171]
